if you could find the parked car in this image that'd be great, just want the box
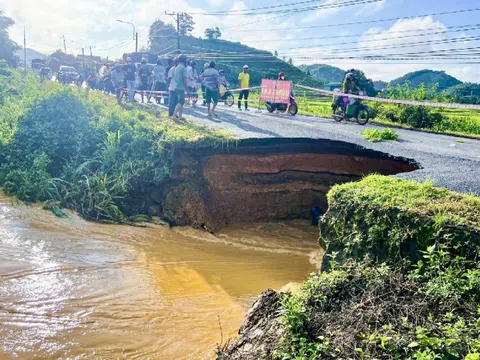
[57,66,79,83]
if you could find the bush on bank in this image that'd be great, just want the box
[0,70,230,221]
[274,176,480,360]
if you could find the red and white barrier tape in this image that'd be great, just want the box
[295,84,480,110]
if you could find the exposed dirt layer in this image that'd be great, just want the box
[145,138,418,230]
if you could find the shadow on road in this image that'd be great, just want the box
[184,105,281,137]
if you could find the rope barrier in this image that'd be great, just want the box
[294,84,480,110]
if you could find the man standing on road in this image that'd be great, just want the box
[123,57,137,102]
[111,64,125,105]
[238,65,250,111]
[137,59,151,104]
[152,59,166,104]
[165,58,174,106]
[173,55,188,120]
[168,57,178,118]
[186,60,199,106]
[201,60,221,117]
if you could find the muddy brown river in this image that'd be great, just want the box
[0,194,321,359]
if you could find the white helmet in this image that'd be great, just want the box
[243,65,249,69]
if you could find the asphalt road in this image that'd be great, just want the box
[154,101,480,195]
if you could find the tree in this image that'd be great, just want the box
[288,58,293,65]
[204,27,222,40]
[0,11,20,66]
[148,19,176,54]
[179,13,195,36]
[274,50,278,57]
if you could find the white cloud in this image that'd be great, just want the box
[302,0,344,23]
[355,0,387,17]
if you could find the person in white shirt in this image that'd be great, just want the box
[150,59,166,104]
[167,57,178,118]
[186,61,198,106]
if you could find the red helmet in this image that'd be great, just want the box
[278,72,285,79]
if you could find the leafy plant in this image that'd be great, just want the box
[361,128,399,142]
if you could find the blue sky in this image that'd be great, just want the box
[3,0,480,81]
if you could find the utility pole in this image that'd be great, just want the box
[165,11,181,54]
[23,27,27,74]
[116,20,137,53]
[81,47,85,70]
[62,35,67,54]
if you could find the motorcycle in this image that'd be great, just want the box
[266,94,298,116]
[219,86,234,106]
[331,95,370,125]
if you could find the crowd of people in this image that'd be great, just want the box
[89,55,251,121]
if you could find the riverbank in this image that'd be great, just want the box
[220,176,480,359]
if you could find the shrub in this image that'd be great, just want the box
[361,128,399,142]
[398,105,443,129]
[319,175,480,269]
[0,69,230,221]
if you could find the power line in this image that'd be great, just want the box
[194,0,381,16]
[240,23,480,43]
[275,34,480,55]
[224,7,480,32]
[222,0,380,29]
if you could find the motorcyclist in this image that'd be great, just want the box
[219,70,229,87]
[219,69,230,100]
[342,72,359,95]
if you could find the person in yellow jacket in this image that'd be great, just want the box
[238,65,250,111]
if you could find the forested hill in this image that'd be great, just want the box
[390,70,462,90]
[298,64,345,83]
[148,22,323,88]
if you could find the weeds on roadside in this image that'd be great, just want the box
[361,128,399,142]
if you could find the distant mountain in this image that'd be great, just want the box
[147,25,323,88]
[298,64,345,83]
[390,70,462,90]
[15,48,46,66]
[373,80,388,91]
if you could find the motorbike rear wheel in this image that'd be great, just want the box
[356,106,370,125]
[288,104,298,116]
[225,94,234,107]
[333,106,344,122]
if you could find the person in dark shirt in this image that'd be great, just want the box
[122,57,137,102]
[137,59,151,103]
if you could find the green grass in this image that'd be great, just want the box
[361,128,399,142]
[292,94,480,139]
[0,69,232,222]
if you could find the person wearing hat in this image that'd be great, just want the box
[238,65,250,111]
[123,57,137,102]
[111,64,125,105]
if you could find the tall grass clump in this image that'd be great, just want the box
[0,69,230,221]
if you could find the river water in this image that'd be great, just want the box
[0,193,321,359]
